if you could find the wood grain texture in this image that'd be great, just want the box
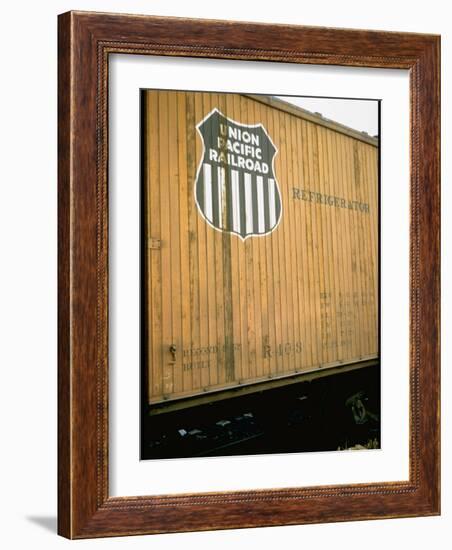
[58,10,440,539]
[143,91,378,405]
[57,11,71,538]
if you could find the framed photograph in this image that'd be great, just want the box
[58,11,440,538]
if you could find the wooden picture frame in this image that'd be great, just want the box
[58,11,440,538]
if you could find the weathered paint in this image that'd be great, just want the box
[143,91,379,405]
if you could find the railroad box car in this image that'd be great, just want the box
[142,91,378,409]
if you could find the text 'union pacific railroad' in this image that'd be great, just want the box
[195,109,282,240]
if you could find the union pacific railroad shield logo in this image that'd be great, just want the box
[194,109,282,240]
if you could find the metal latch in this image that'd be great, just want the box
[148,238,161,250]
[169,344,177,364]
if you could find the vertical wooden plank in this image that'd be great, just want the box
[362,142,378,357]
[158,91,174,397]
[237,94,256,381]
[279,110,296,373]
[313,121,326,367]
[218,93,237,385]
[167,91,183,394]
[324,129,345,362]
[147,91,163,401]
[313,126,335,362]
[209,93,227,387]
[254,99,276,379]
[368,144,379,355]
[201,92,219,387]
[186,92,202,391]
[344,137,362,358]
[336,131,352,361]
[329,127,344,362]
[314,124,331,366]
[358,143,371,356]
[191,92,210,390]
[176,91,193,395]
[366,144,376,355]
[226,93,246,383]
[144,90,152,399]
[297,118,316,369]
[295,117,312,370]
[304,120,322,367]
[343,134,360,361]
[353,142,366,356]
[269,103,287,374]
[367,143,379,355]
[354,141,371,356]
[284,110,302,372]
[364,144,372,356]
[315,122,328,366]
[337,132,356,361]
[267,104,279,377]
[193,93,207,391]
[331,130,345,361]
[242,96,264,380]
[353,141,365,359]
[325,127,343,362]
[289,112,309,371]
[355,141,367,358]
[231,93,248,383]
[233,93,243,383]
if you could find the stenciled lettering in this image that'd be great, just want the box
[263,341,303,358]
[292,186,370,214]
[207,124,270,175]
